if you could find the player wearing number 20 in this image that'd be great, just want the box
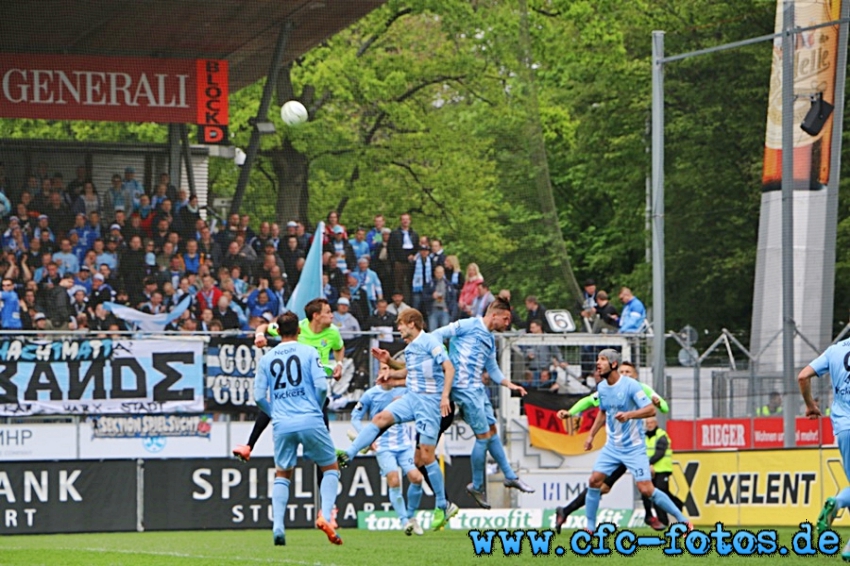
[254,311,343,547]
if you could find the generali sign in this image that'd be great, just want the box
[0,54,228,137]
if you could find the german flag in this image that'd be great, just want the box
[524,391,606,456]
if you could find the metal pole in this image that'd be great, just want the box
[179,124,197,197]
[168,124,181,189]
[651,31,666,407]
[231,21,294,214]
[781,0,796,448]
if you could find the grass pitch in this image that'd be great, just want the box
[0,527,843,565]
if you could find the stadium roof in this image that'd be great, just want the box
[0,0,386,90]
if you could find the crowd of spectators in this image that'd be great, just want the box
[0,163,651,396]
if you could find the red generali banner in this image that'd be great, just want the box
[0,54,228,138]
[667,417,835,451]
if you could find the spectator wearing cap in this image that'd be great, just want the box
[578,278,598,331]
[53,238,79,277]
[121,166,144,207]
[325,224,356,275]
[388,213,418,304]
[349,227,370,261]
[71,181,100,218]
[74,265,93,294]
[32,311,49,335]
[411,242,433,316]
[333,297,361,341]
[102,174,133,224]
[352,256,383,313]
[70,286,89,318]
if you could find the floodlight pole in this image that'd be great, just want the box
[651,31,666,409]
[231,21,294,215]
[780,0,796,448]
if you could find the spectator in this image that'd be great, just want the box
[74,265,93,294]
[177,195,201,242]
[366,214,386,253]
[0,278,22,330]
[366,298,396,331]
[246,281,276,320]
[497,289,524,330]
[426,265,454,331]
[386,289,410,319]
[158,172,179,203]
[250,221,272,256]
[280,235,303,283]
[121,166,144,206]
[321,273,339,309]
[370,227,393,297]
[212,295,240,330]
[141,291,166,315]
[521,320,562,388]
[757,391,783,416]
[89,303,119,334]
[345,272,371,325]
[132,194,155,238]
[43,275,76,330]
[198,308,214,332]
[88,273,115,310]
[196,274,223,312]
[388,213,418,303]
[578,278,598,332]
[470,281,494,318]
[215,213,242,250]
[197,226,222,270]
[458,263,483,317]
[53,238,79,277]
[332,297,361,341]
[325,224,356,275]
[325,255,346,292]
[411,244,433,316]
[349,227,370,261]
[525,295,552,333]
[269,276,288,317]
[617,287,646,333]
[429,238,447,271]
[323,210,346,243]
[102,174,133,224]
[72,181,100,217]
[351,256,383,313]
[592,291,619,334]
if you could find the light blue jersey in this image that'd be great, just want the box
[352,386,411,451]
[404,331,449,394]
[810,340,850,435]
[431,318,505,389]
[597,376,651,450]
[254,340,328,434]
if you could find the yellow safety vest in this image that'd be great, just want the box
[757,405,782,416]
[646,428,673,474]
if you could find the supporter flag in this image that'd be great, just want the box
[285,221,324,320]
[103,294,193,332]
[523,390,605,456]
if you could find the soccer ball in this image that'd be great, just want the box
[280,100,308,126]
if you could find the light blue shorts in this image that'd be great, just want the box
[483,395,496,426]
[387,392,442,446]
[376,447,417,477]
[451,387,490,435]
[593,444,651,482]
[273,425,337,470]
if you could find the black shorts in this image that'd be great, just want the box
[415,401,456,448]
[603,464,628,487]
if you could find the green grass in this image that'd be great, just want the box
[0,527,845,565]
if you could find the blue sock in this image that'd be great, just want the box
[651,489,687,523]
[320,469,340,520]
[835,487,850,509]
[407,482,423,520]
[389,485,408,521]
[586,487,601,530]
[487,435,517,480]
[346,423,381,459]
[273,477,290,536]
[471,439,488,491]
[424,461,447,510]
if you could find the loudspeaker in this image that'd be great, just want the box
[800,95,834,136]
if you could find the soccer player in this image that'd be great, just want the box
[430,298,534,509]
[233,298,344,461]
[351,362,426,536]
[553,360,671,533]
[582,349,690,532]
[339,308,455,531]
[800,341,850,558]
[253,311,342,546]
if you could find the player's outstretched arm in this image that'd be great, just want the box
[440,359,454,417]
[798,365,821,418]
[640,383,669,414]
[371,347,406,370]
[565,393,598,417]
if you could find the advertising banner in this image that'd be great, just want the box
[671,447,848,526]
[90,414,213,438]
[517,471,634,510]
[0,338,204,417]
[0,54,229,129]
[0,460,136,534]
[668,417,835,451]
[0,424,77,461]
[143,456,474,531]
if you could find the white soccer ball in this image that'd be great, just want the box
[280,100,308,126]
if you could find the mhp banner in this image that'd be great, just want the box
[0,338,204,416]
